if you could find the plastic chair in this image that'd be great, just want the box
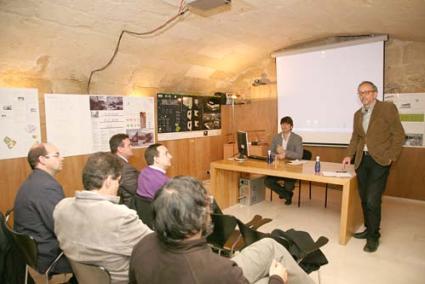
[129,194,154,229]
[2,209,70,284]
[68,259,111,284]
[206,214,238,256]
[235,219,269,248]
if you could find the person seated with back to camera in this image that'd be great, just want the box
[265,116,303,205]
[136,143,172,200]
[53,152,152,284]
[129,176,314,284]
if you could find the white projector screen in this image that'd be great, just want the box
[276,39,385,145]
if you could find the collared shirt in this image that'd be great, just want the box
[281,132,291,150]
[362,100,376,151]
[117,153,128,163]
[149,165,166,174]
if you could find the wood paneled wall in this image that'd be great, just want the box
[1,85,424,214]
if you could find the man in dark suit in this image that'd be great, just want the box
[343,81,405,253]
[265,116,303,205]
[14,143,73,274]
[110,133,140,206]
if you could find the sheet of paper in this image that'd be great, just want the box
[288,159,307,165]
[322,171,352,178]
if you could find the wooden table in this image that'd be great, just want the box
[209,159,362,245]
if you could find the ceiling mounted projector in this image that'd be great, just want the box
[186,0,231,10]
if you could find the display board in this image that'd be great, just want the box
[384,93,425,147]
[45,94,155,157]
[157,93,221,141]
[0,88,41,160]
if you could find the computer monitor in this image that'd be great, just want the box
[236,131,249,160]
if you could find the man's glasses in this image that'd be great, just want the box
[45,152,61,158]
[358,90,376,96]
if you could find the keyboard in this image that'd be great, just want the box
[248,155,268,161]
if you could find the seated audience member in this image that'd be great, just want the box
[136,143,172,199]
[129,176,314,284]
[53,152,152,284]
[109,133,139,206]
[14,143,73,275]
[265,116,303,205]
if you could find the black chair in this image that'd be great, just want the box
[235,219,269,248]
[129,194,154,229]
[272,228,329,275]
[269,149,313,204]
[206,214,238,256]
[68,259,111,284]
[2,209,70,284]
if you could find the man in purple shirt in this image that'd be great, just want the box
[137,143,172,199]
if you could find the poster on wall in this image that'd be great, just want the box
[157,93,221,141]
[45,94,155,157]
[0,88,41,160]
[384,93,425,147]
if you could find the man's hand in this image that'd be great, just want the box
[276,146,284,154]
[269,259,288,283]
[342,156,351,168]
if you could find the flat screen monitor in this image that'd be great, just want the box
[236,131,249,160]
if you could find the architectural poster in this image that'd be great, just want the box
[0,88,41,160]
[45,94,155,157]
[385,93,425,147]
[157,93,221,141]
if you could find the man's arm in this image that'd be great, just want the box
[117,209,153,256]
[343,112,361,166]
[38,184,65,235]
[285,134,303,160]
[387,103,405,161]
[119,164,139,205]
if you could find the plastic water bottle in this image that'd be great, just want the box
[315,156,321,173]
[267,150,273,164]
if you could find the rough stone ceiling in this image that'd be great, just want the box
[0,0,424,94]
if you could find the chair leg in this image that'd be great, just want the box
[324,184,328,208]
[298,180,301,207]
[270,188,273,201]
[25,265,29,284]
[318,269,322,284]
[309,181,312,200]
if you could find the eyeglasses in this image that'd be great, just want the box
[358,90,376,96]
[45,152,61,158]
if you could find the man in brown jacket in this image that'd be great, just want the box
[343,81,405,253]
[129,176,314,284]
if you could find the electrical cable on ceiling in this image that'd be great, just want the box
[87,0,188,93]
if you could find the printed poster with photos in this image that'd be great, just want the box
[384,93,425,147]
[157,93,221,141]
[45,94,155,157]
[0,88,41,160]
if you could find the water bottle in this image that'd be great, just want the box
[267,150,273,164]
[315,156,321,173]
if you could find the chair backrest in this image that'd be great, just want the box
[68,259,111,284]
[302,149,312,160]
[236,219,268,248]
[2,220,39,270]
[129,194,154,229]
[207,214,237,247]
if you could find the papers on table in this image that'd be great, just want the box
[288,159,307,165]
[322,171,352,178]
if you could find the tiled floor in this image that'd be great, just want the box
[222,186,425,284]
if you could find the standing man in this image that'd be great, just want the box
[54,152,152,283]
[137,143,172,200]
[14,143,72,274]
[343,81,405,253]
[265,116,303,205]
[110,133,139,206]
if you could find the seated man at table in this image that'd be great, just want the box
[54,152,152,283]
[129,176,314,284]
[136,143,172,200]
[265,116,303,205]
